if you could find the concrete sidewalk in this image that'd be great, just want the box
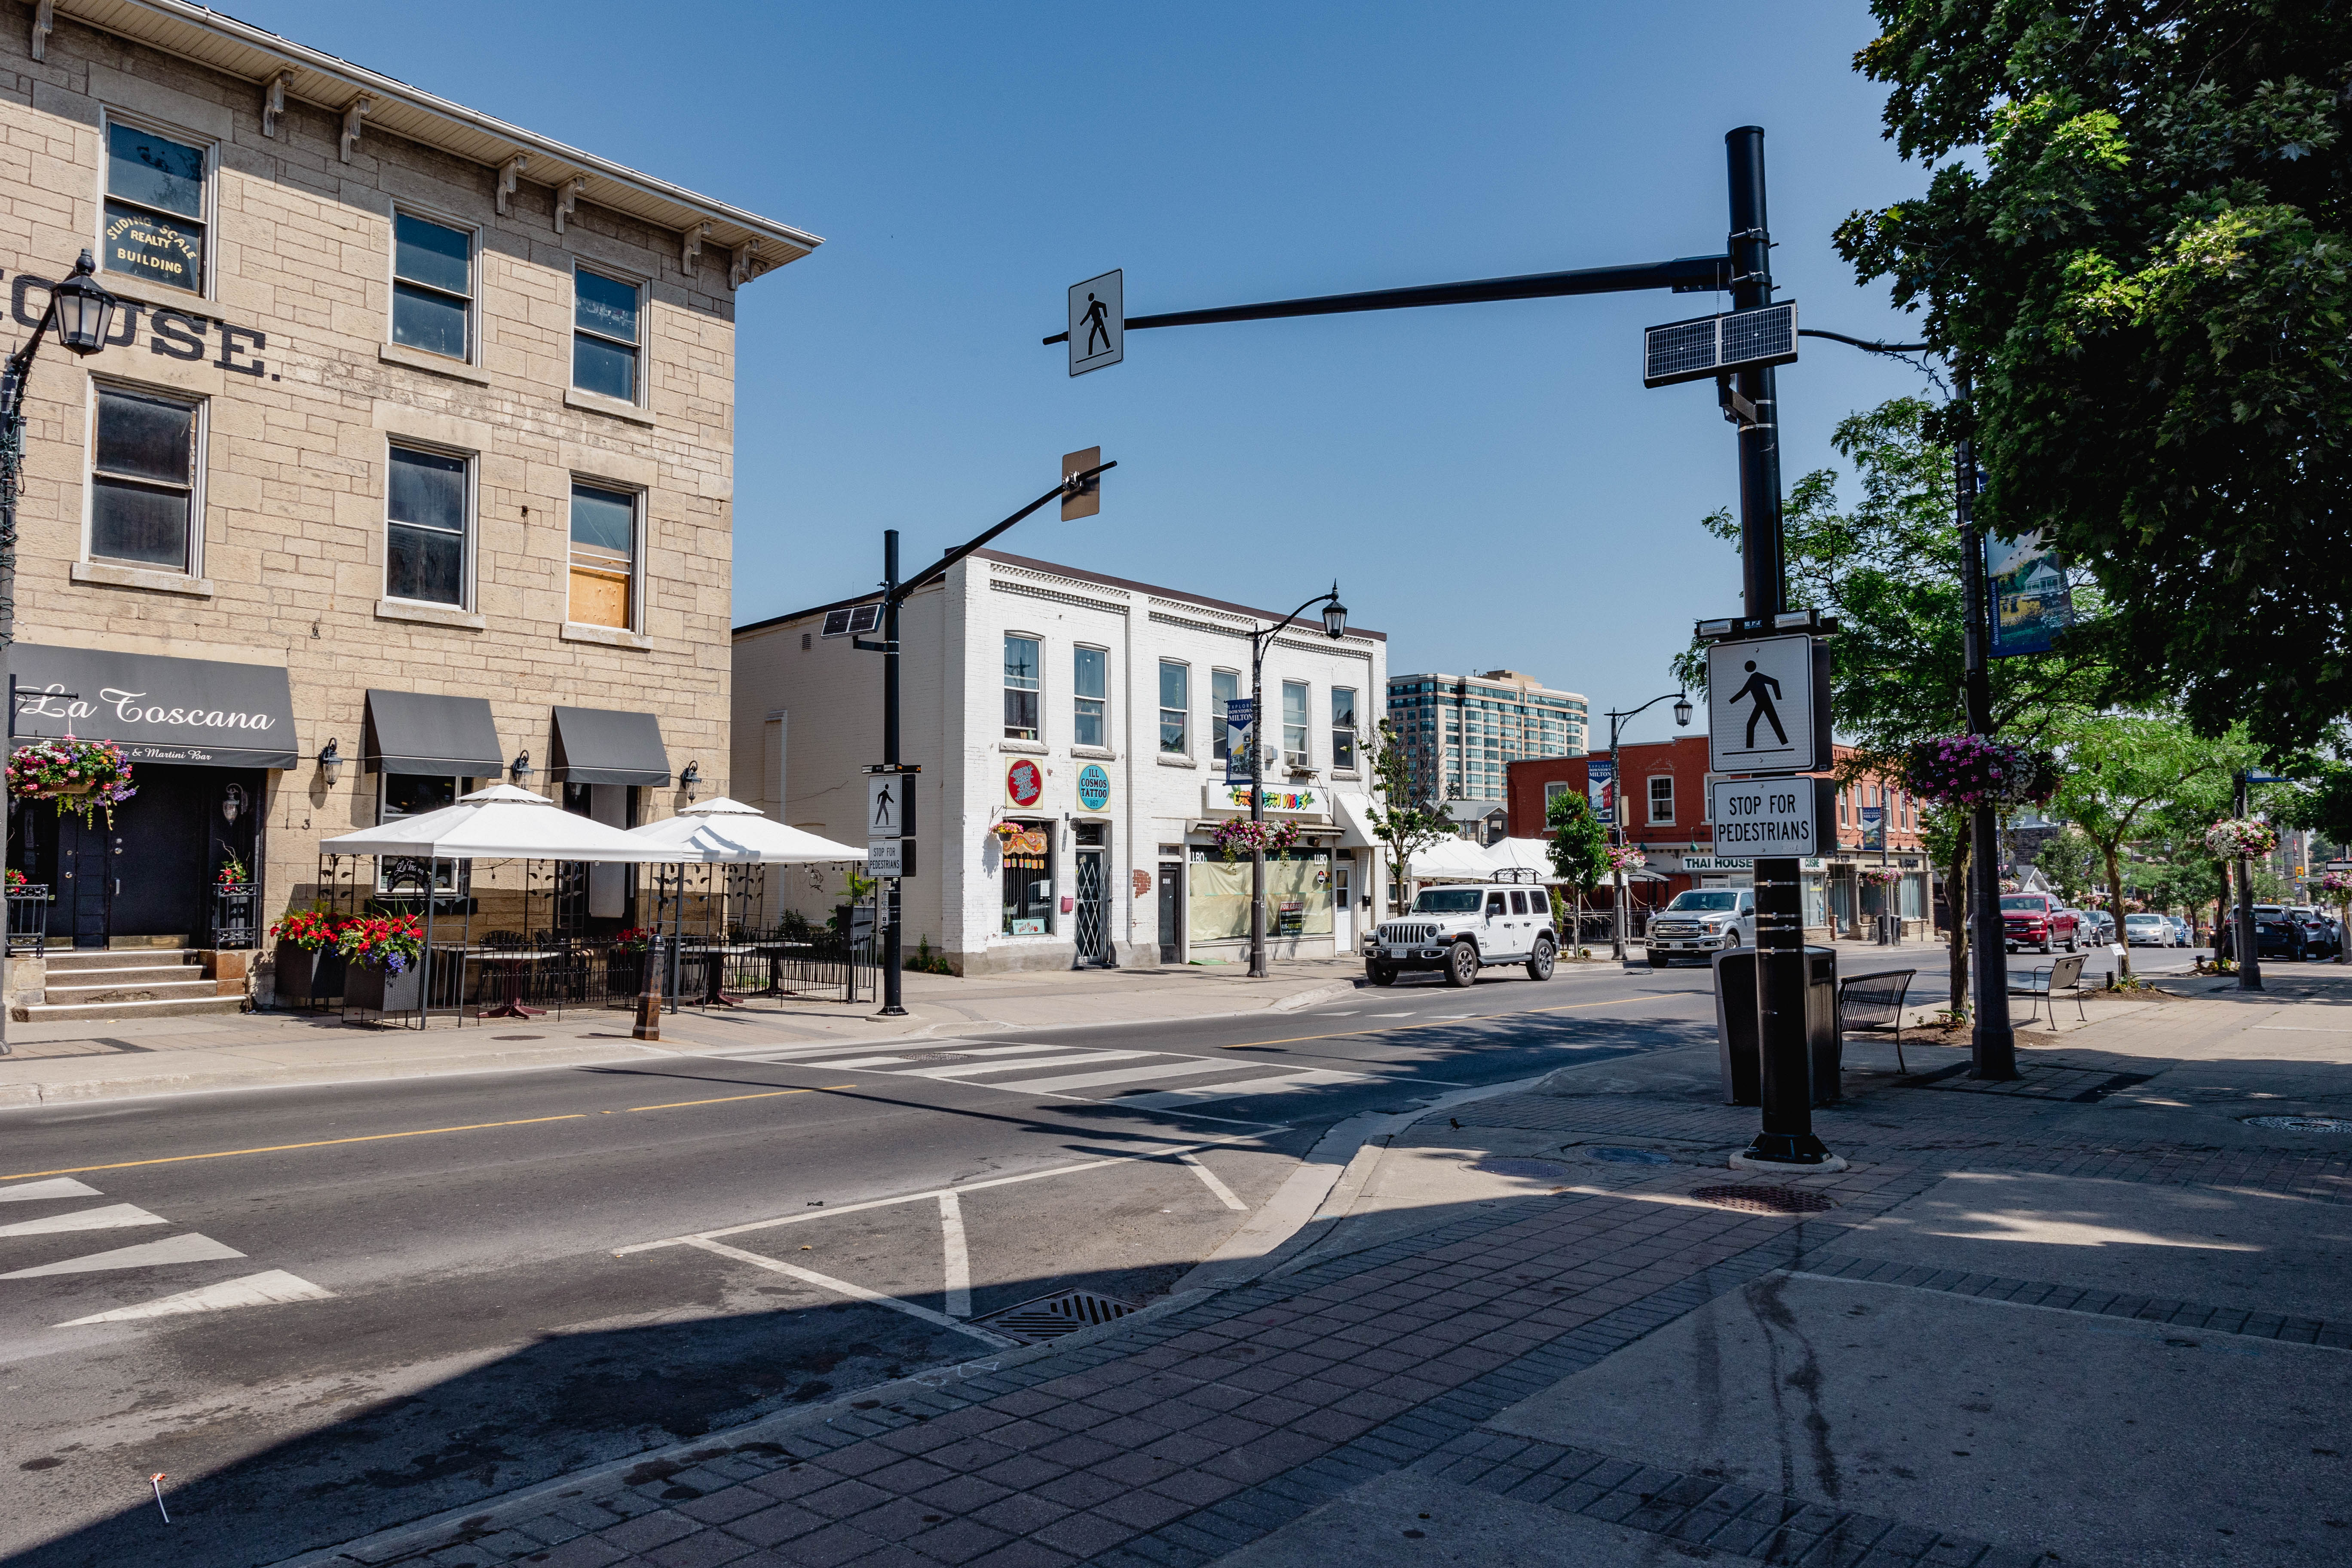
[0,958,1367,1109]
[253,968,2352,1568]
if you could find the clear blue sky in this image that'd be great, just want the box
[240,0,1941,745]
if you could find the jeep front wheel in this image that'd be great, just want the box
[1525,937,1556,981]
[1444,940,1479,988]
[1366,960,1398,987]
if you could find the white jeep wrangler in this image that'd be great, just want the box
[1369,881,1557,987]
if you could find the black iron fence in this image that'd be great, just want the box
[211,882,258,949]
[7,885,50,957]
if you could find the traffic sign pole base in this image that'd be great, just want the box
[873,1005,909,1018]
[1732,1139,1844,1173]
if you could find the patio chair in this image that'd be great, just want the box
[2010,950,2090,1027]
[1838,968,1917,1072]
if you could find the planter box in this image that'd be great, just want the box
[342,960,421,1014]
[273,943,347,1005]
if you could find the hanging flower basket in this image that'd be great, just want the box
[2319,871,2352,896]
[2205,818,2278,858]
[1603,845,1646,873]
[1859,866,1905,886]
[1902,736,2060,809]
[6,737,137,827]
[1213,818,1299,862]
[1999,877,2021,893]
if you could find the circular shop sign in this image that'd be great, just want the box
[1077,763,1111,812]
[1005,758,1044,809]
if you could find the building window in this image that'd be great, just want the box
[573,267,641,401]
[568,481,638,628]
[1332,687,1357,771]
[103,120,206,292]
[378,774,465,893]
[1211,670,1239,761]
[1648,775,1674,826]
[1159,661,1189,755]
[1282,680,1309,769]
[1001,823,1053,934]
[1073,646,1107,749]
[1545,781,1568,806]
[1004,635,1041,740]
[392,211,472,360]
[386,443,469,606]
[89,385,199,571]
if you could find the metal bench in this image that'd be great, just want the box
[1838,968,1916,1072]
[2010,950,2090,1027]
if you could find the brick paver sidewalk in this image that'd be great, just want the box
[279,984,2352,1568]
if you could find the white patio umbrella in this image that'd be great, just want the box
[317,784,678,861]
[625,796,867,864]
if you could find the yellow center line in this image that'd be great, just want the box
[1219,993,1678,1050]
[619,1084,857,1113]
[4,1083,864,1181]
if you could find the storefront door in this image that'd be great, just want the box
[1157,862,1182,964]
[54,815,116,948]
[107,763,260,943]
[1334,859,1354,951]
[1073,822,1111,968]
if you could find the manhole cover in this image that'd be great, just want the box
[1690,1184,1836,1214]
[2245,1115,2352,1133]
[975,1289,1136,1344]
[1471,1158,1575,1180]
[491,1035,545,1041]
[1587,1147,1674,1166]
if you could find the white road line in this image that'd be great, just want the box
[4,1233,244,1278]
[616,1136,1259,1253]
[1006,1059,1270,1095]
[56,1269,332,1326]
[0,1178,104,1204]
[0,1204,167,1239]
[938,1191,971,1318]
[870,1049,1157,1081]
[816,1055,918,1068]
[942,1043,1104,1057]
[2251,1026,2352,1032]
[1180,1154,1247,1212]
[679,1236,1012,1347]
[1115,1069,1375,1112]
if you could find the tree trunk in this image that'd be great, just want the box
[2104,845,2129,981]
[1947,821,1972,1020]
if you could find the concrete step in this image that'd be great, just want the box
[43,978,220,1006]
[39,964,205,986]
[44,949,201,973]
[14,994,247,1023]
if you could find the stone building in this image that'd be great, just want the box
[0,2,815,1001]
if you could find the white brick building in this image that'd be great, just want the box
[732,551,1390,975]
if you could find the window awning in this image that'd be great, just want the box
[363,689,503,777]
[10,644,297,768]
[549,706,670,786]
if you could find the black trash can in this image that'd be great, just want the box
[1713,945,1842,1106]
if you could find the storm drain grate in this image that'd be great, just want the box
[1690,1184,1835,1214]
[2245,1115,2352,1133]
[975,1289,1138,1344]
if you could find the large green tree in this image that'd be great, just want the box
[1547,789,1609,955]
[1838,2,2352,753]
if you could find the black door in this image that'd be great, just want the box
[1158,864,1182,964]
[54,815,116,948]
[104,764,220,942]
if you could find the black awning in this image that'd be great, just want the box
[11,644,297,768]
[549,706,670,786]
[363,689,503,777]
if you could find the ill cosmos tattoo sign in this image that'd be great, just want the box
[104,204,203,288]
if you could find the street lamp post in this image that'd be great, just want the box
[1601,692,1691,961]
[2233,770,2263,992]
[0,252,118,1056]
[1244,586,1348,980]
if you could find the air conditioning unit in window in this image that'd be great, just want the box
[1284,752,1313,774]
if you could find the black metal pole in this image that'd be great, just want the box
[1953,371,2018,1076]
[2234,771,2262,990]
[0,354,23,1055]
[1724,126,1831,1167]
[1249,635,1266,979]
[879,529,906,1015]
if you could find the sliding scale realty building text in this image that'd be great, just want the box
[1,1,816,961]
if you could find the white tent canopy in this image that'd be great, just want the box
[1481,838,1558,879]
[626,796,867,864]
[317,784,679,862]
[1406,838,1494,881]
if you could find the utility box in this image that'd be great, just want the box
[1713,945,1842,1106]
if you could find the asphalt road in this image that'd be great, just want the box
[0,937,2222,1566]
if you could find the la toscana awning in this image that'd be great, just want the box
[9,644,297,768]
[362,689,503,777]
[549,706,670,786]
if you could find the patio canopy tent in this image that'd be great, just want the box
[625,796,867,863]
[317,783,678,862]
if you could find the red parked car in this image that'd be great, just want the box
[2001,893,2080,954]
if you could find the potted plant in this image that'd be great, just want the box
[335,914,426,1013]
[6,736,137,826]
[269,908,345,1005]
[607,926,653,995]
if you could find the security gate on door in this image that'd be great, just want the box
[1074,822,1112,967]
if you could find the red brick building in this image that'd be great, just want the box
[1505,736,1934,938]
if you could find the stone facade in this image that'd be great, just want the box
[0,7,814,942]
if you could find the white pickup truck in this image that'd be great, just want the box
[1370,882,1557,987]
[1643,888,1756,967]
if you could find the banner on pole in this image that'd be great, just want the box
[1223,698,1255,786]
[1587,758,1616,826]
[1987,530,2075,657]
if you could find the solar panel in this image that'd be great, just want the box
[1642,301,1799,388]
[820,609,853,637]
[848,603,882,634]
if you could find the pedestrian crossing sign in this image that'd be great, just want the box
[1705,633,1821,775]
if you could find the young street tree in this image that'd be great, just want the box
[1839,2,2352,754]
[1546,788,1609,957]
[1363,720,1455,917]
[2049,714,2248,980]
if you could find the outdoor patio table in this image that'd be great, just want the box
[751,940,813,997]
[474,949,560,1020]
[679,943,758,1007]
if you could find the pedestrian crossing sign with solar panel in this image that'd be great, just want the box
[1643,301,1799,388]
